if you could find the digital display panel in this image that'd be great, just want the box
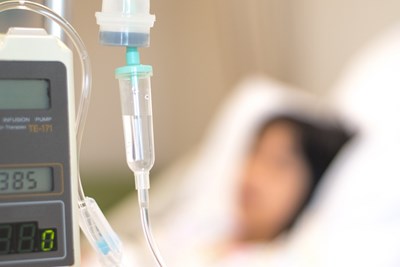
[0,222,57,255]
[0,79,50,110]
[0,167,53,195]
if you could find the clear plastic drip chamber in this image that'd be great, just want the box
[116,66,155,183]
[96,0,155,47]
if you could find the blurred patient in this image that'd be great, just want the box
[235,115,350,244]
[85,114,351,266]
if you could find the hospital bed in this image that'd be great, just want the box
[86,23,400,267]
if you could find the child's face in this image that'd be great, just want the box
[238,121,311,241]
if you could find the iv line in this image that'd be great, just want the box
[116,47,167,267]
[139,188,167,267]
[96,0,166,264]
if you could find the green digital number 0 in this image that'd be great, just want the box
[41,229,55,252]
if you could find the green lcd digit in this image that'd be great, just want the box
[0,224,11,254]
[17,223,36,253]
[41,229,55,252]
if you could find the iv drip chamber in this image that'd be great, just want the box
[116,65,155,180]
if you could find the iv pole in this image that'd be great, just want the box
[44,0,70,42]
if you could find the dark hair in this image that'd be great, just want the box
[255,114,352,232]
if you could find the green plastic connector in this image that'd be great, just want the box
[115,47,153,78]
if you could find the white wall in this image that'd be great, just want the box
[289,0,400,93]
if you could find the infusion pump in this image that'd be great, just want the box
[0,28,80,267]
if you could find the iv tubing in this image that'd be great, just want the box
[118,46,167,266]
[138,188,167,267]
[0,2,124,266]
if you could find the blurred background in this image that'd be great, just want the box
[1,0,400,209]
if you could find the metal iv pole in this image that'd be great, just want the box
[44,0,70,42]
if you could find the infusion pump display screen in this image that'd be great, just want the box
[0,222,57,254]
[0,60,76,267]
[0,79,50,110]
[0,167,54,194]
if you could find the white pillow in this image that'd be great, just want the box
[284,23,400,267]
[151,76,332,266]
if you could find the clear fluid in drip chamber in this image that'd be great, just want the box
[122,115,155,172]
